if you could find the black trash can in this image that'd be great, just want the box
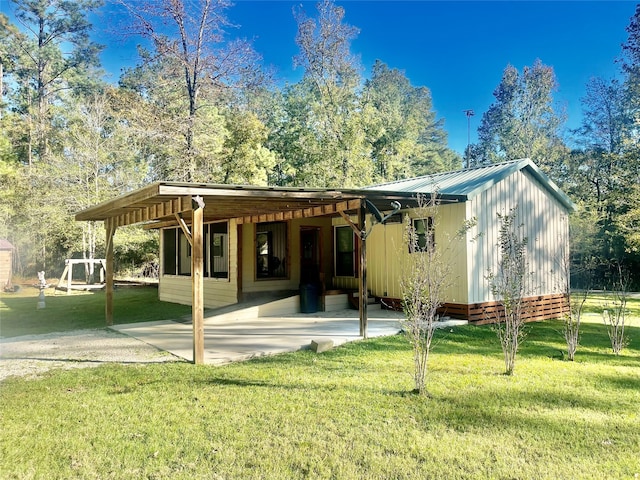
[299,283,319,313]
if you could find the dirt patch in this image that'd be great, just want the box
[0,328,184,381]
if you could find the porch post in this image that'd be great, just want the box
[105,218,115,326]
[192,196,205,365]
[358,201,368,338]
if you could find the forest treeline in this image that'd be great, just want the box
[0,0,638,287]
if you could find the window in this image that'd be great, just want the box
[335,225,356,277]
[411,217,435,253]
[162,222,229,279]
[205,222,229,279]
[162,228,191,276]
[178,230,191,275]
[162,228,177,275]
[256,222,287,279]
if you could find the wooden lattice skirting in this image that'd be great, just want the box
[380,294,570,325]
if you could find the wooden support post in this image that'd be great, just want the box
[67,261,72,294]
[105,219,116,326]
[192,196,205,365]
[358,201,368,338]
[56,263,69,295]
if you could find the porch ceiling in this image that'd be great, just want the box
[75,182,465,228]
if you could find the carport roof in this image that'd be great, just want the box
[75,182,466,228]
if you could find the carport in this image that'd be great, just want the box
[75,183,443,364]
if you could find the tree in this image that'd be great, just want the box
[621,4,640,124]
[472,60,567,176]
[120,0,262,182]
[487,206,531,375]
[566,77,637,282]
[602,265,630,355]
[219,108,278,185]
[554,235,589,361]
[58,91,147,272]
[399,193,473,395]
[363,60,460,182]
[7,0,104,165]
[291,0,371,187]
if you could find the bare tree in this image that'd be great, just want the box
[120,0,262,181]
[487,206,531,375]
[602,265,630,355]
[554,237,589,361]
[400,193,473,395]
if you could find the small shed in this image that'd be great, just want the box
[0,239,14,289]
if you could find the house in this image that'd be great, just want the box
[361,158,576,322]
[76,158,575,363]
[0,239,14,290]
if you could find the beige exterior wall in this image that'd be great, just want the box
[159,218,239,309]
[466,169,570,304]
[331,202,469,303]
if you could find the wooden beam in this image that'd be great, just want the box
[234,197,365,225]
[75,183,161,221]
[56,264,69,296]
[175,213,193,246]
[192,196,205,365]
[338,211,361,237]
[105,218,116,326]
[358,201,368,338]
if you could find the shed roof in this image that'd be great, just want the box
[367,158,576,212]
[0,239,14,250]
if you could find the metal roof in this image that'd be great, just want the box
[366,158,576,212]
[75,159,575,227]
[0,239,14,250]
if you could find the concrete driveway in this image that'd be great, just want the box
[112,305,404,365]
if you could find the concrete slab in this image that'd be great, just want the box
[112,306,404,365]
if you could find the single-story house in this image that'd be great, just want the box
[0,239,14,290]
[76,158,575,363]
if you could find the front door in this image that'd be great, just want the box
[300,228,321,285]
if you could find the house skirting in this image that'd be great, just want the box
[380,294,569,324]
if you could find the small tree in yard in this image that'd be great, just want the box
[400,193,473,395]
[603,265,630,355]
[554,238,590,361]
[487,206,531,375]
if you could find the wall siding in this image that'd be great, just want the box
[467,169,569,304]
[331,203,468,303]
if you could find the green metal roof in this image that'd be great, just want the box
[366,158,577,212]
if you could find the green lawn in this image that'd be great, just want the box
[0,286,191,338]
[1,295,639,479]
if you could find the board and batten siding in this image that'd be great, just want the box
[159,219,239,309]
[331,202,469,304]
[466,168,570,304]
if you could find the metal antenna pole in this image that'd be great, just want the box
[463,109,475,168]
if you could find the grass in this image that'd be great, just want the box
[0,285,191,338]
[1,294,639,479]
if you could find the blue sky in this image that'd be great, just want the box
[87,1,638,154]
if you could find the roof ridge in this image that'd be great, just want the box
[367,158,529,189]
